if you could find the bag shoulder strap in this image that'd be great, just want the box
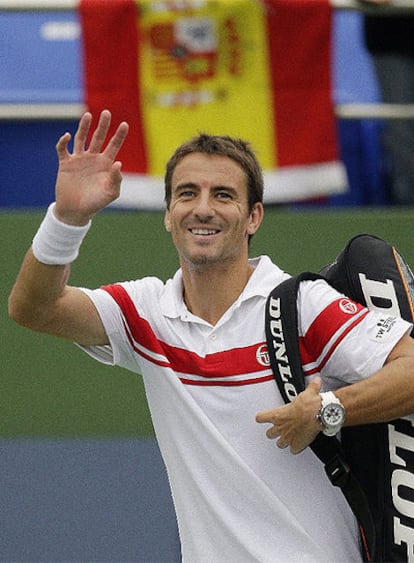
[265,271,375,561]
[265,272,319,402]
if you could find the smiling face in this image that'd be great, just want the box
[164,152,263,270]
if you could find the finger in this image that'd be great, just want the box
[277,438,288,449]
[256,405,286,424]
[108,161,123,195]
[56,132,72,161]
[73,112,93,154]
[266,426,279,440]
[103,121,129,161]
[88,109,112,154]
[307,375,322,394]
[256,410,274,424]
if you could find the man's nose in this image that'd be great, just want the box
[193,193,215,219]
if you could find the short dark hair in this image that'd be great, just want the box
[164,133,264,211]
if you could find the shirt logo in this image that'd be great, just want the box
[339,298,358,315]
[372,316,397,342]
[256,344,270,366]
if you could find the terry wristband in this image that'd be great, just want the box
[32,202,91,265]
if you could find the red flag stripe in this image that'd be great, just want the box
[79,0,148,172]
[264,0,337,166]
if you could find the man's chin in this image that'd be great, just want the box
[183,252,222,268]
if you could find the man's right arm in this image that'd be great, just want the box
[8,248,107,346]
[8,110,129,346]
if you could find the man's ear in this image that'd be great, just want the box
[246,202,264,236]
[164,210,172,232]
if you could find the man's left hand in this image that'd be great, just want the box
[256,377,323,454]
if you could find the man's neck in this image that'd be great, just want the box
[181,259,254,326]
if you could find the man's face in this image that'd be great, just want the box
[164,152,263,269]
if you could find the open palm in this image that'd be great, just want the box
[54,110,129,225]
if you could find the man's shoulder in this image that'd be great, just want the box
[251,255,290,281]
[81,275,169,309]
[245,255,291,299]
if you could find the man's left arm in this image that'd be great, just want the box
[256,333,414,454]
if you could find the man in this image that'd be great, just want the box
[9,110,414,562]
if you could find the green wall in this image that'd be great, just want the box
[3,207,414,438]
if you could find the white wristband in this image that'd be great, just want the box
[32,202,91,265]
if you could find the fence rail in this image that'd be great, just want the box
[1,1,77,9]
[1,0,414,11]
[2,103,414,122]
[1,0,413,120]
[0,103,85,120]
[336,104,414,120]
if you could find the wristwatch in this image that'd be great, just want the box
[317,391,346,437]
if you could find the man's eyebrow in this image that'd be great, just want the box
[172,183,240,196]
[212,185,238,193]
[173,182,198,191]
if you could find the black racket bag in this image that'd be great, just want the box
[266,234,414,561]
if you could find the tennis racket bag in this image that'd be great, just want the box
[265,234,414,562]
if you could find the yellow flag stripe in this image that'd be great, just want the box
[137,0,277,175]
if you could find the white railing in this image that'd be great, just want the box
[1,0,413,11]
[1,0,413,120]
[0,103,86,120]
[336,104,414,120]
[334,0,414,11]
[0,0,77,9]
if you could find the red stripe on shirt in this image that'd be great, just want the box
[299,297,369,374]
[303,311,369,375]
[179,375,275,387]
[121,319,172,369]
[102,284,270,385]
[102,284,167,358]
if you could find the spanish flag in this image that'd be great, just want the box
[80,0,347,208]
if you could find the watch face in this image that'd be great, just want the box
[322,404,345,427]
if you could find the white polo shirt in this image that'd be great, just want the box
[79,255,411,563]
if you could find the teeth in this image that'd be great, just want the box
[191,229,218,235]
